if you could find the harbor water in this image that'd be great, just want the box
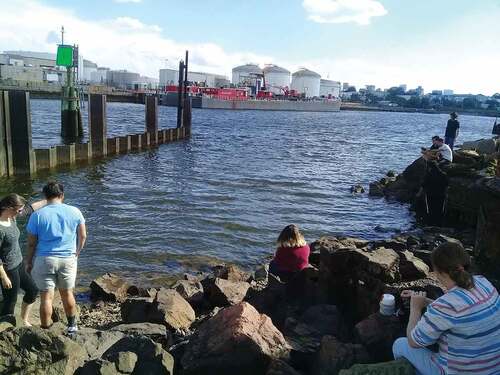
[0,99,494,286]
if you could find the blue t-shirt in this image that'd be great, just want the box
[27,203,85,257]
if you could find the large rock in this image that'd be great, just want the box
[462,138,498,154]
[110,323,169,345]
[121,298,154,323]
[213,264,251,282]
[181,302,290,375]
[149,289,196,331]
[0,326,86,374]
[207,277,250,306]
[311,236,368,252]
[67,327,125,360]
[339,359,415,375]
[398,250,430,280]
[354,313,404,362]
[266,359,301,375]
[313,336,370,375]
[172,279,204,306]
[91,273,130,302]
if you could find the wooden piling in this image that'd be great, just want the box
[119,135,131,154]
[88,94,107,157]
[4,91,35,175]
[130,134,142,151]
[56,144,76,166]
[145,95,158,135]
[107,137,119,156]
[75,143,92,163]
[0,91,7,176]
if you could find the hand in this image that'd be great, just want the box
[1,275,12,289]
[410,291,430,311]
[25,262,33,274]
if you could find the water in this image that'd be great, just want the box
[1,99,494,286]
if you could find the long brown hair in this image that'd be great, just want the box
[431,242,474,289]
[277,224,306,248]
[0,194,26,215]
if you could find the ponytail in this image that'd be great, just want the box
[431,242,474,290]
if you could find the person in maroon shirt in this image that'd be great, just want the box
[269,224,310,281]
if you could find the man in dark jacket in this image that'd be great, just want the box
[444,112,460,150]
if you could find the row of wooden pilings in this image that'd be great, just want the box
[0,90,191,177]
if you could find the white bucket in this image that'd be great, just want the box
[380,294,396,316]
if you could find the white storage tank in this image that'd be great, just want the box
[291,68,321,98]
[320,79,341,98]
[262,64,290,94]
[232,64,262,86]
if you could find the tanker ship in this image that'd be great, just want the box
[159,65,341,112]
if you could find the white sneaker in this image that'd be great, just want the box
[67,325,78,334]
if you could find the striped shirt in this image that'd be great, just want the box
[411,275,500,374]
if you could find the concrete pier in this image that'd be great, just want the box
[89,94,107,157]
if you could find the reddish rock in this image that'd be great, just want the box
[212,264,251,282]
[172,280,204,306]
[90,273,130,302]
[207,278,250,307]
[181,302,290,375]
[399,250,430,281]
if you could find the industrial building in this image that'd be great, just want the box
[291,68,321,98]
[231,64,263,87]
[160,68,229,88]
[319,79,341,98]
[262,65,290,94]
[107,70,158,89]
[0,51,63,85]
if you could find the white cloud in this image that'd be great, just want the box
[113,0,142,3]
[0,0,271,79]
[303,0,387,25]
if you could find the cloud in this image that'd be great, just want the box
[0,0,271,79]
[303,0,387,25]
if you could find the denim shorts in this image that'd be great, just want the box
[32,256,78,291]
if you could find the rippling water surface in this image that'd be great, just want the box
[1,99,494,285]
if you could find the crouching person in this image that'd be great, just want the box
[25,182,87,333]
[393,242,500,375]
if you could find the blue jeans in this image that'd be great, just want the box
[393,337,441,375]
[444,136,455,150]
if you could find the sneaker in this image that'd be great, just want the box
[67,325,78,334]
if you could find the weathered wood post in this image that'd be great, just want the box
[145,95,158,140]
[3,90,35,175]
[88,94,107,157]
[0,91,7,177]
[183,97,192,135]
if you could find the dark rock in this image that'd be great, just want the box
[90,273,130,302]
[369,182,385,197]
[127,286,157,298]
[300,304,346,339]
[212,264,251,282]
[110,323,169,345]
[207,277,250,307]
[339,359,415,375]
[354,313,404,362]
[311,236,368,252]
[313,336,370,375]
[181,302,290,375]
[121,298,154,324]
[372,239,407,252]
[409,249,433,268]
[75,359,118,375]
[172,279,204,306]
[68,327,125,360]
[405,236,421,249]
[111,351,138,373]
[101,336,174,375]
[475,204,500,279]
[0,326,86,374]
[266,359,301,375]
[254,264,270,282]
[148,288,195,330]
[351,185,365,194]
[398,251,430,280]
[386,170,397,178]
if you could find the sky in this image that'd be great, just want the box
[0,0,499,95]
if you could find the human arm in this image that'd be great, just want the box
[25,234,37,274]
[30,199,47,212]
[76,223,87,257]
[0,264,12,289]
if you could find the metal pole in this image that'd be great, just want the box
[184,50,189,100]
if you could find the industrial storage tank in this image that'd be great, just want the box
[262,64,290,94]
[320,79,341,98]
[232,64,262,86]
[291,68,321,98]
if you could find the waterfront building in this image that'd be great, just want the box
[80,59,98,82]
[231,64,263,87]
[262,64,291,94]
[443,89,454,96]
[366,85,376,93]
[291,68,321,98]
[107,70,140,89]
[342,82,350,91]
[90,67,110,84]
[160,68,229,88]
[399,84,407,92]
[320,79,341,98]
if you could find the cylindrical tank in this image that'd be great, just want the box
[262,64,290,94]
[291,68,321,98]
[232,64,262,86]
[320,79,341,98]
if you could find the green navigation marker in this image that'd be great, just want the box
[56,45,74,67]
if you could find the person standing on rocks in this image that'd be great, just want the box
[269,224,310,281]
[393,242,500,375]
[25,182,87,333]
[444,112,460,150]
[0,194,47,325]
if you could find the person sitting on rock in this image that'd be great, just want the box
[422,137,452,165]
[421,136,440,153]
[393,242,500,375]
[269,224,310,282]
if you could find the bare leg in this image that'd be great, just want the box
[20,302,34,326]
[59,288,77,319]
[39,289,55,328]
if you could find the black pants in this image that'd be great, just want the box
[425,194,446,227]
[0,262,39,316]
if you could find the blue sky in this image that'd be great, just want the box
[1,0,499,94]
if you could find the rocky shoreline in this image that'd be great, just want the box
[0,137,499,375]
